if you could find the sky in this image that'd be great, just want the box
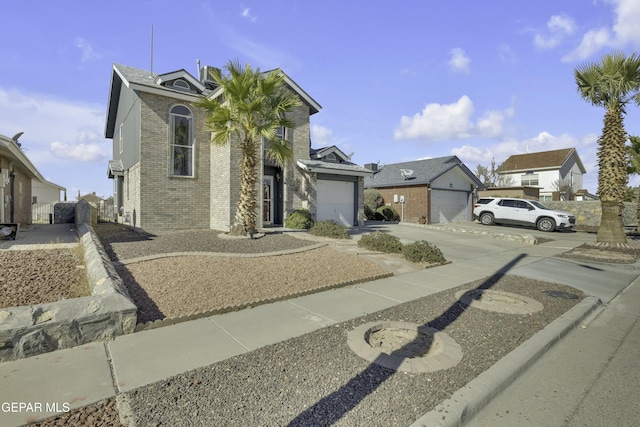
[1,0,640,199]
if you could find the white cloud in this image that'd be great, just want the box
[534,14,576,49]
[448,48,471,73]
[394,96,513,142]
[562,28,611,62]
[75,37,101,63]
[241,7,257,22]
[563,0,640,62]
[311,125,334,147]
[0,87,109,165]
[498,43,516,63]
[611,0,640,45]
[50,141,107,161]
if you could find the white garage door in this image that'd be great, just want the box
[317,179,355,226]
[430,190,469,223]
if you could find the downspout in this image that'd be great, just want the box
[9,171,15,223]
[0,182,4,223]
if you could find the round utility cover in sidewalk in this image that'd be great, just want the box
[455,289,543,314]
[347,321,463,373]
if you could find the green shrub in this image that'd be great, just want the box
[285,208,314,229]
[402,240,447,264]
[364,189,384,219]
[374,206,399,222]
[309,220,350,239]
[357,231,403,253]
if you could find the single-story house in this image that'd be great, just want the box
[104,63,371,230]
[364,156,485,224]
[32,180,66,204]
[1,132,61,225]
[497,148,586,202]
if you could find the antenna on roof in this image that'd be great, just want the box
[400,169,414,180]
[149,25,154,76]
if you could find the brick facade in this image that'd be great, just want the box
[132,93,212,230]
[107,64,369,231]
[376,185,430,223]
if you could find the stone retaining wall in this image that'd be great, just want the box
[0,203,137,362]
[545,201,638,228]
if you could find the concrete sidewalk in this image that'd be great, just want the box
[1,224,638,426]
[0,223,78,249]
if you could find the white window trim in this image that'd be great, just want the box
[169,105,195,178]
[119,124,123,154]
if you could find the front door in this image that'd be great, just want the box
[263,176,274,224]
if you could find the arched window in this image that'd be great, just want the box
[172,79,190,91]
[170,105,194,177]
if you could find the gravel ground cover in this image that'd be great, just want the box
[119,246,391,324]
[23,224,587,425]
[30,274,583,427]
[94,224,316,261]
[93,224,391,324]
[0,249,89,308]
[122,276,583,426]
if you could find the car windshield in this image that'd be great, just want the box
[529,200,550,210]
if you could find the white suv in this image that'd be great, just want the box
[473,198,575,232]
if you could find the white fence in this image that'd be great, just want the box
[32,202,55,224]
[32,202,116,224]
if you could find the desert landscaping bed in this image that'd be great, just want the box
[118,246,392,324]
[30,275,585,426]
[0,249,89,308]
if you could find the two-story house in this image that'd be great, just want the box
[104,63,371,230]
[497,148,587,201]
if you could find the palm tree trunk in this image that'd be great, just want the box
[597,201,627,242]
[596,109,628,244]
[636,187,640,232]
[231,139,259,236]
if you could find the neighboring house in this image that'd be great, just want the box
[1,132,63,225]
[364,156,485,224]
[32,180,66,204]
[31,180,67,224]
[79,191,104,208]
[104,63,371,230]
[497,148,586,202]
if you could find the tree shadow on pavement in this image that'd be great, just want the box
[286,253,528,426]
[115,264,165,324]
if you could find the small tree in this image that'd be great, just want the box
[197,61,301,236]
[475,157,513,187]
[364,188,384,219]
[551,178,575,200]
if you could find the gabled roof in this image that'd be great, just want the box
[498,148,586,174]
[0,133,46,182]
[298,145,371,177]
[364,156,484,189]
[310,145,351,162]
[105,64,212,138]
[105,63,322,139]
[208,68,322,115]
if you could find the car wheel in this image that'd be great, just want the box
[537,217,555,232]
[479,212,494,225]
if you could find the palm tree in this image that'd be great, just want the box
[574,51,640,244]
[627,135,640,230]
[197,61,301,236]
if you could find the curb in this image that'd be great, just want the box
[410,295,602,427]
